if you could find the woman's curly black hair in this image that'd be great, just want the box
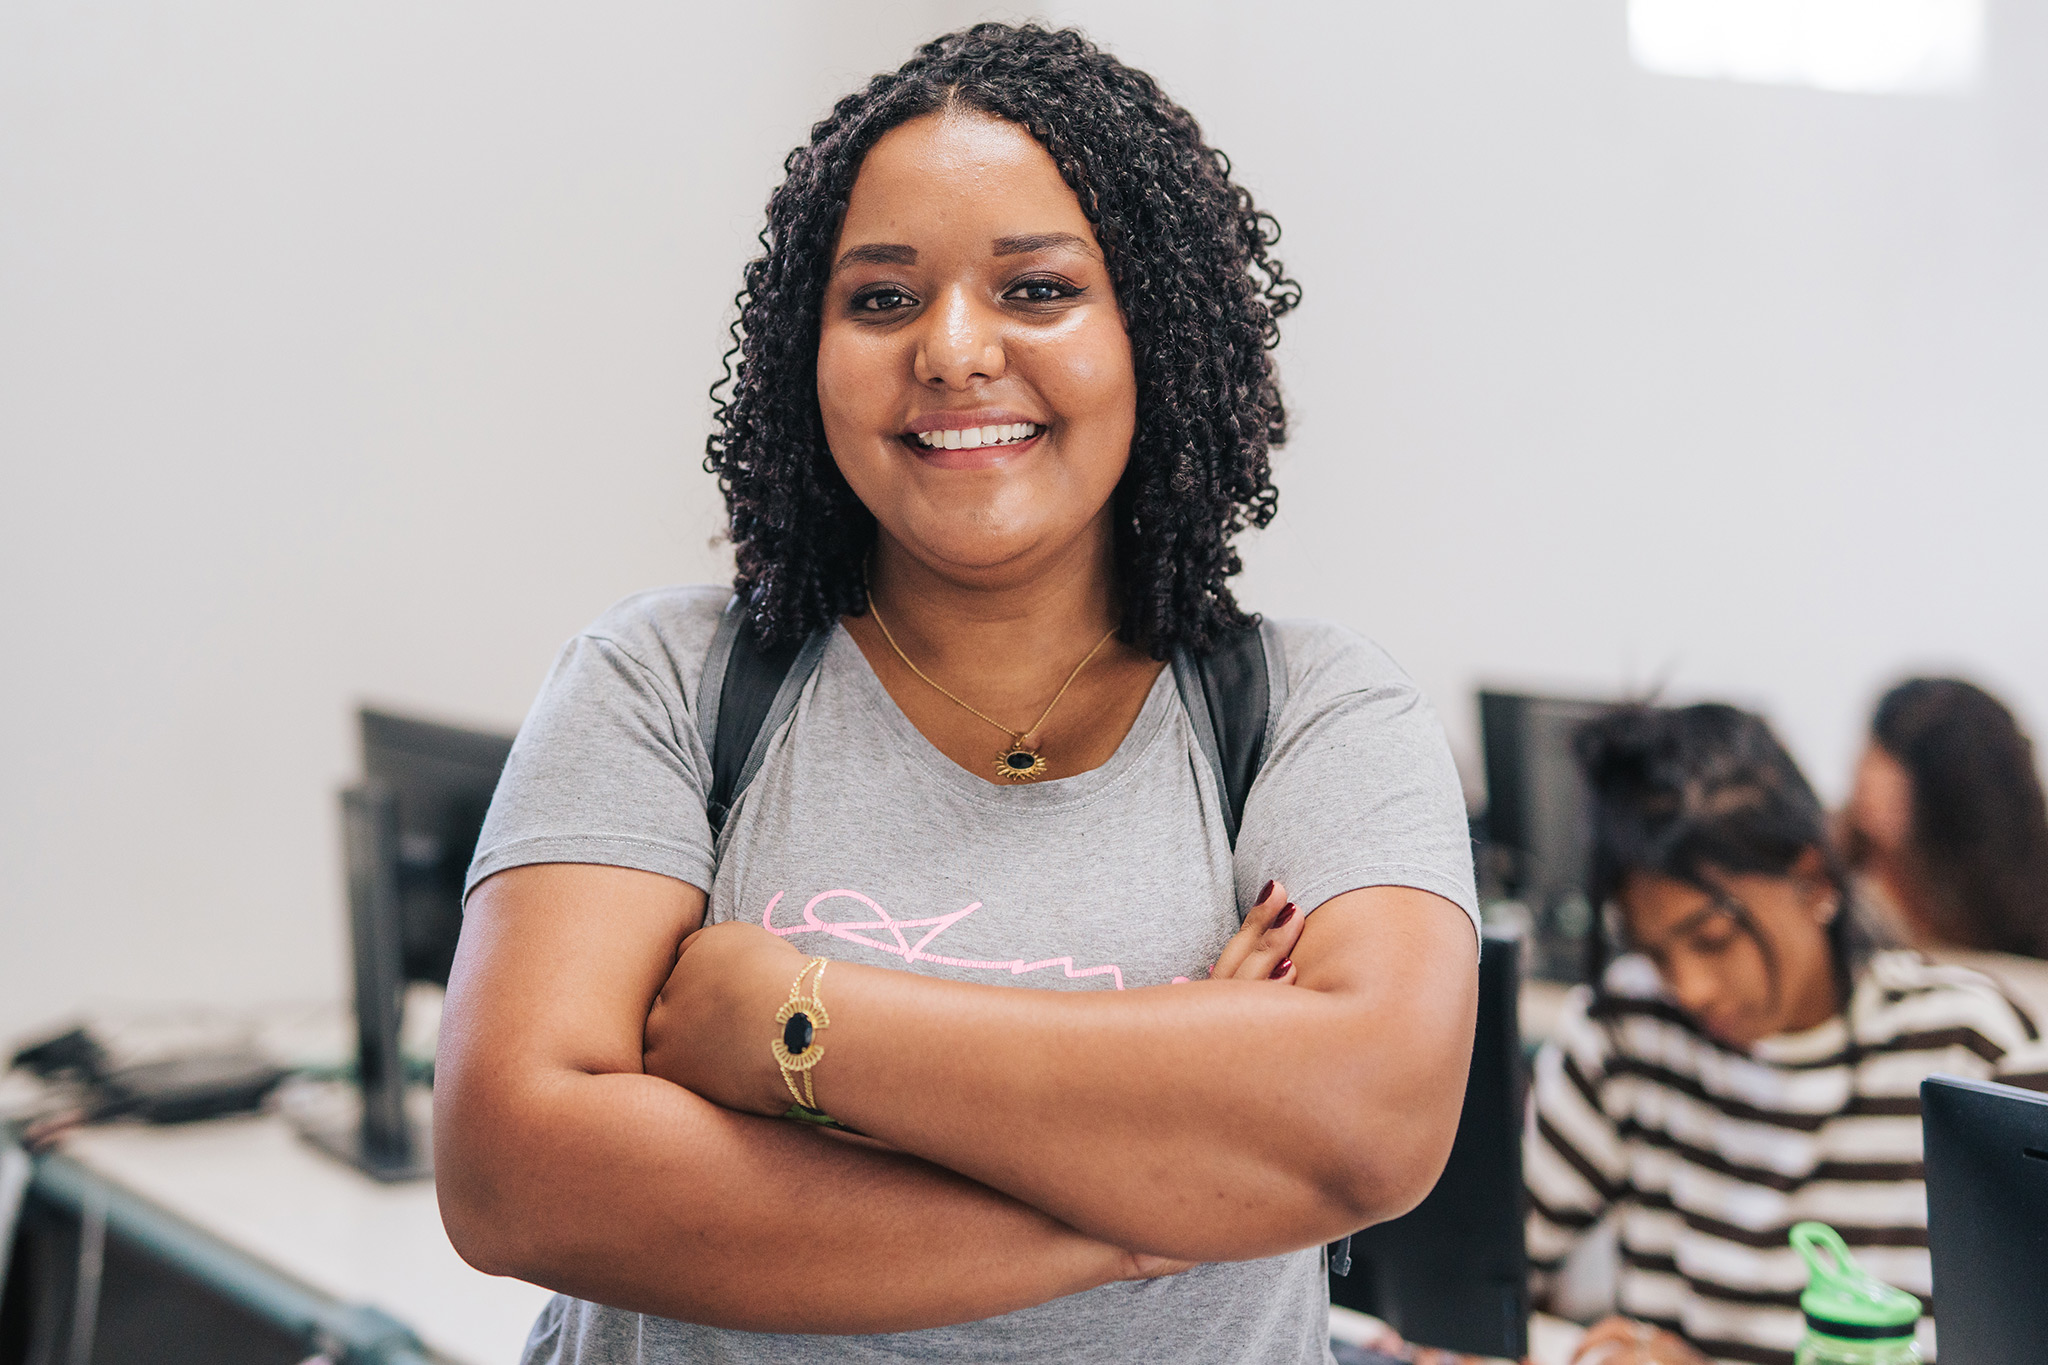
[705,22,1302,656]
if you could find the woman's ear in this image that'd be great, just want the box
[1791,846,1840,925]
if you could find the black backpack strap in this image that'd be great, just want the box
[698,598,830,838]
[1170,619,1286,848]
[1174,621,1344,1268]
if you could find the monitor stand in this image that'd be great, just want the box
[292,783,434,1182]
[292,1082,434,1183]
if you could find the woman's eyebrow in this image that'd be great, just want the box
[834,243,917,271]
[992,231,1095,257]
[1633,895,1740,954]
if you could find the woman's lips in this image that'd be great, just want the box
[898,427,1043,469]
[903,411,1042,438]
[908,420,1043,450]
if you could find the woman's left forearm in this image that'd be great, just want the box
[824,963,1469,1258]
[661,886,1477,1260]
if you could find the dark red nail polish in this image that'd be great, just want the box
[1271,901,1297,929]
[1269,957,1293,979]
[1258,879,1276,905]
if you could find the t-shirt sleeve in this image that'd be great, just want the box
[464,589,722,900]
[1524,988,1624,1275]
[1983,991,2048,1092]
[1230,620,1479,941]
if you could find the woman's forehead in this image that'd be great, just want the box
[1620,870,1733,931]
[839,110,1098,251]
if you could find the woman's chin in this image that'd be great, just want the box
[1700,1014,1765,1049]
[903,529,1057,577]
[884,500,1093,577]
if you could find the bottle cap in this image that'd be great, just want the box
[1791,1222,1921,1340]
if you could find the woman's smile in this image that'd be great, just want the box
[902,409,1048,468]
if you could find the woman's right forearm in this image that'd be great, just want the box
[436,1065,1132,1333]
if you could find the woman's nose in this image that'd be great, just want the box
[1664,956,1723,1019]
[913,287,1005,389]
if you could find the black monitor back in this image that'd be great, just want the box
[1331,929,1528,1359]
[1922,1074,2048,1364]
[1479,692,1610,981]
[360,708,513,986]
[303,708,512,1180]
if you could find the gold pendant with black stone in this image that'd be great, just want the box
[996,742,1048,782]
[865,587,1116,791]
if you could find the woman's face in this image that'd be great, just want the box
[1846,742,1915,862]
[815,109,1137,583]
[1618,856,1841,1049]
[1844,743,1938,942]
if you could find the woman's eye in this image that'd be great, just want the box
[1005,277,1080,303]
[853,288,915,313]
[1690,928,1739,955]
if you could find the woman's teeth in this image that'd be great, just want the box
[912,423,1041,450]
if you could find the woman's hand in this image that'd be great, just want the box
[1333,1320,1522,1365]
[643,919,810,1116]
[1208,879,1307,983]
[1569,1317,1707,1365]
[1348,1313,1703,1365]
[1116,1249,1199,1282]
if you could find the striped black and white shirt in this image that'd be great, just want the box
[1526,949,2048,1365]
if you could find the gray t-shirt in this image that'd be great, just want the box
[469,584,1478,1365]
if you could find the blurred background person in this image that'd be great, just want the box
[1844,677,2048,1019]
[1844,678,2048,958]
[1524,703,2048,1365]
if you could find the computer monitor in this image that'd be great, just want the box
[298,707,513,1181]
[1922,1074,2048,1364]
[1330,929,1528,1360]
[1478,691,1612,982]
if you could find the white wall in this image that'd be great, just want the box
[4,1,2044,1044]
[1049,0,2048,793]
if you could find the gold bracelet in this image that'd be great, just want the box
[771,958,833,1116]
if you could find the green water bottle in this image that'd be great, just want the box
[1790,1222,1923,1365]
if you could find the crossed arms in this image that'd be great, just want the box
[433,862,1476,1333]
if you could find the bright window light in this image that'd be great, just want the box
[1628,0,1985,95]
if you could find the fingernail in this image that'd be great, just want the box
[1258,879,1276,905]
[1268,957,1292,979]
[1271,901,1297,929]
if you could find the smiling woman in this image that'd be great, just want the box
[708,24,1298,657]
[432,23,1480,1365]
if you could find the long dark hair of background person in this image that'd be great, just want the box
[1865,678,2048,958]
[703,23,1303,656]
[1577,703,1873,1003]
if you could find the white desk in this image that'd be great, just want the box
[25,973,1585,1365]
[50,1112,1583,1365]
[51,1114,551,1365]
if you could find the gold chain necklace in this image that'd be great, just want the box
[866,594,1119,783]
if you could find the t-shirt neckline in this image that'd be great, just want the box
[827,621,1178,811]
